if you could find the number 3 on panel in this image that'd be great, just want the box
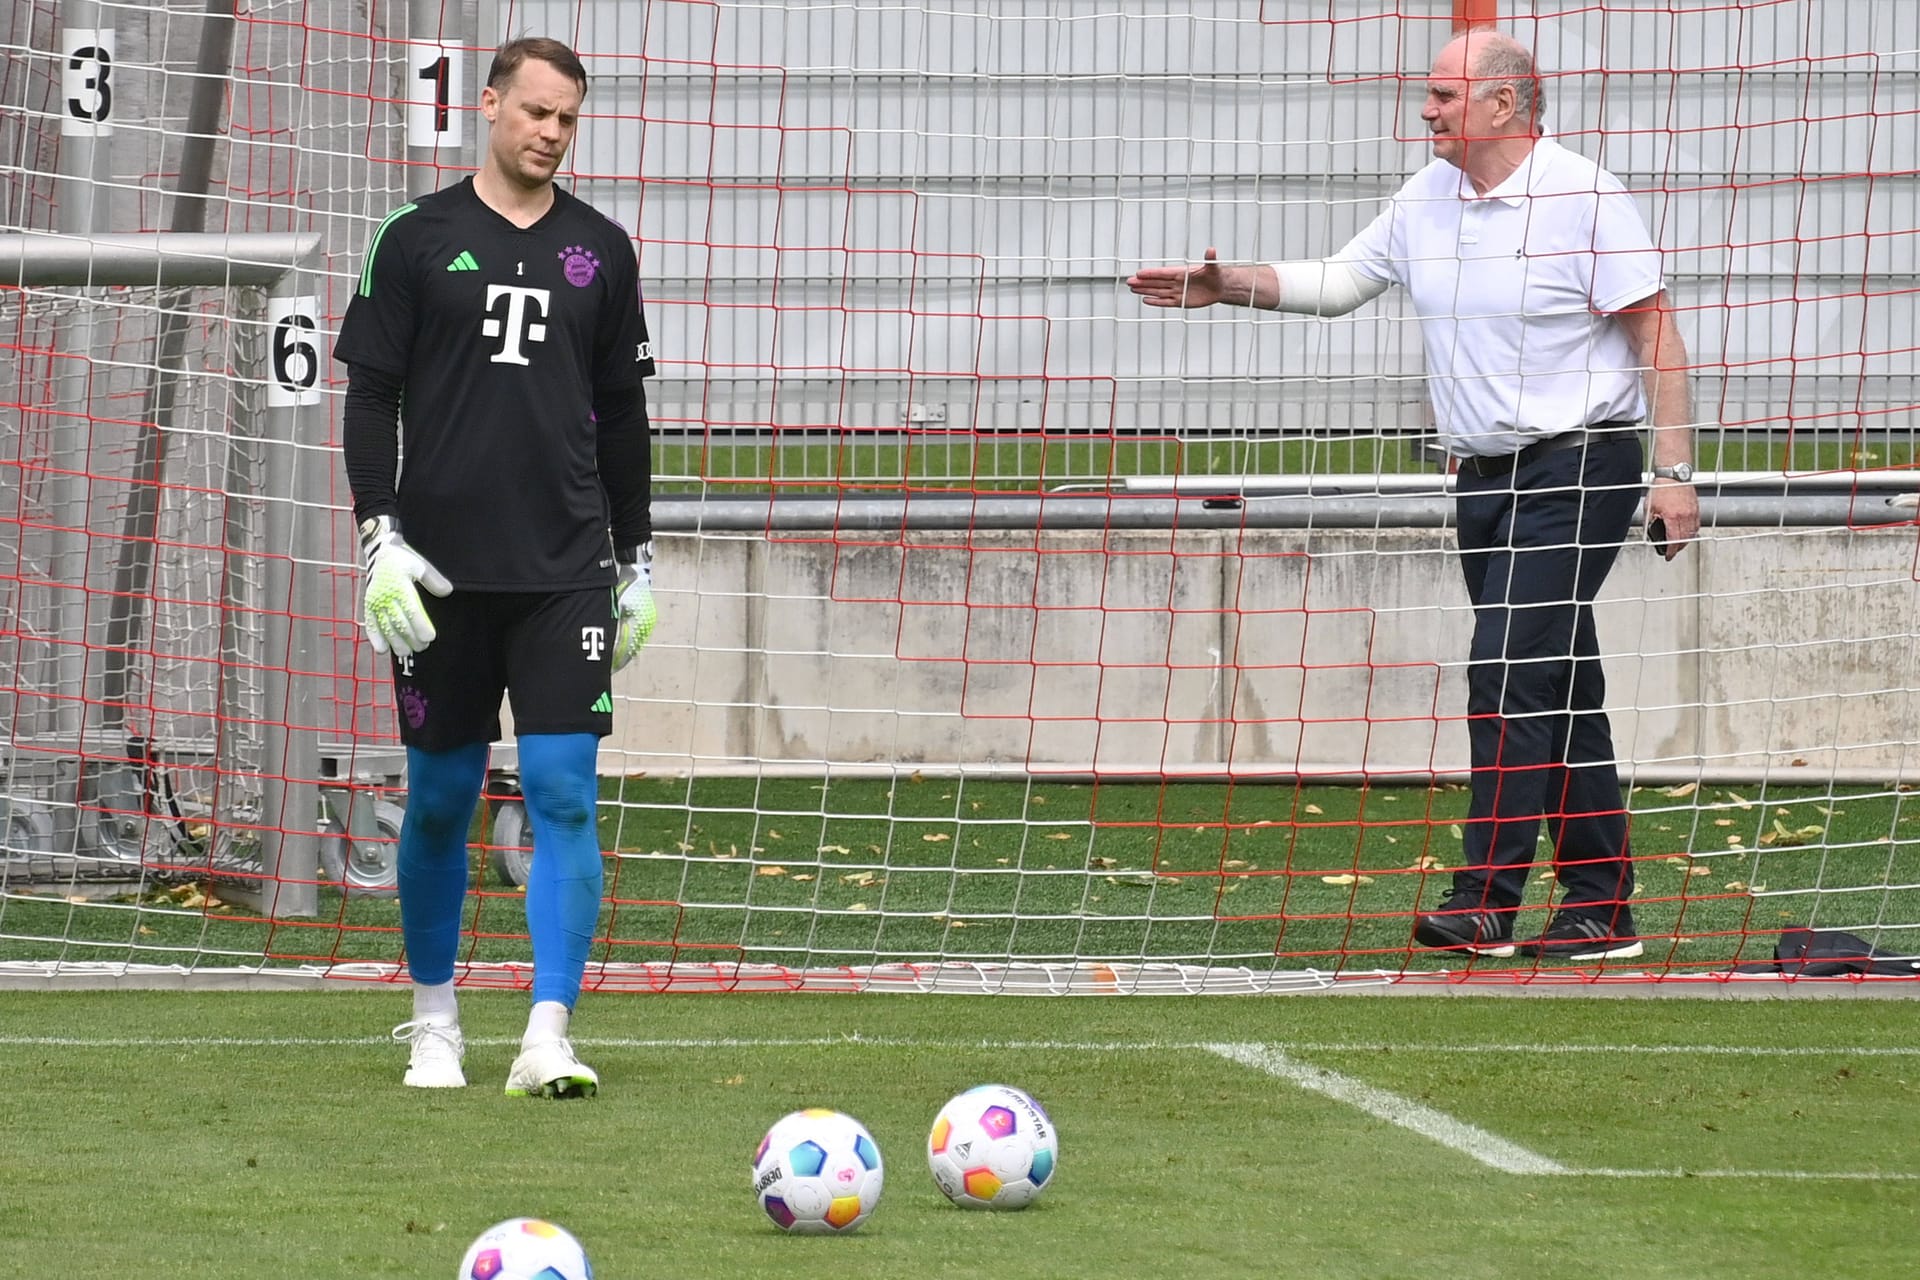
[61,29,115,135]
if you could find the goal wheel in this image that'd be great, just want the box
[318,799,405,897]
[489,797,533,887]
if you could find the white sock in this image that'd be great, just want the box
[412,981,458,1026]
[524,1000,571,1046]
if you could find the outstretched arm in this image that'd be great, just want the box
[1128,247,1388,316]
[1126,248,1279,310]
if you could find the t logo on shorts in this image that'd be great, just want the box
[581,626,606,661]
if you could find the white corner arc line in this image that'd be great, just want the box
[1206,1041,1570,1175]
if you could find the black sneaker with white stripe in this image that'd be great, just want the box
[1517,911,1643,960]
[1412,894,1517,957]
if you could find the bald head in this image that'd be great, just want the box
[1439,29,1545,123]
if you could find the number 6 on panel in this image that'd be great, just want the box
[267,296,321,408]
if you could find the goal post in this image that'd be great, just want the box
[0,230,328,918]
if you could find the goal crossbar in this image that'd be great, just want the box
[0,232,321,288]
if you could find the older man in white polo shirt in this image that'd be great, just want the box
[1129,28,1700,962]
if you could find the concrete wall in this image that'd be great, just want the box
[604,525,1920,781]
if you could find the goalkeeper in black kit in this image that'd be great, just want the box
[333,36,657,1096]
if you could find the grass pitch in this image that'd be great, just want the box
[0,990,1914,1279]
[651,432,1917,494]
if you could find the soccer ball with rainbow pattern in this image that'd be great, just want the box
[751,1108,885,1234]
[927,1083,1058,1210]
[456,1217,591,1280]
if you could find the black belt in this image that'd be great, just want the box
[1459,421,1641,478]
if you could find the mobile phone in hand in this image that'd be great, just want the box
[1647,517,1668,555]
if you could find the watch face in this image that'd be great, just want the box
[1673,463,1694,482]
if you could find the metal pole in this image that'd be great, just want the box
[101,0,236,734]
[253,264,326,918]
[406,0,466,175]
[646,493,1905,533]
[46,0,115,859]
[0,233,325,285]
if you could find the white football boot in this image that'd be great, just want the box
[504,1036,599,1099]
[392,1018,466,1088]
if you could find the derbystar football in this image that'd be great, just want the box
[927,1083,1058,1209]
[456,1217,591,1280]
[751,1108,885,1234]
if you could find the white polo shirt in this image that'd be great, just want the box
[1330,137,1665,458]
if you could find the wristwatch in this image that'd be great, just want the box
[1653,462,1695,483]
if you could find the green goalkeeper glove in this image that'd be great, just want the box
[612,541,657,671]
[358,515,452,659]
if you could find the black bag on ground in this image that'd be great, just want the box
[1733,926,1920,976]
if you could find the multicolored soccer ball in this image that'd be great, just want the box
[457,1218,592,1280]
[751,1108,885,1234]
[927,1084,1058,1210]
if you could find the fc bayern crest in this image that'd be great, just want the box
[559,244,600,287]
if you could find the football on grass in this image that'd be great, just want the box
[752,1107,885,1233]
[457,1217,592,1280]
[927,1083,1058,1209]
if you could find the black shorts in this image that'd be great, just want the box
[388,587,617,750]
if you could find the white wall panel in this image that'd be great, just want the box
[493,0,1919,436]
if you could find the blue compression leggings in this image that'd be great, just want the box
[398,734,604,1006]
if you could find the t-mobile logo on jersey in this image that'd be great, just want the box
[481,284,550,365]
[581,626,607,661]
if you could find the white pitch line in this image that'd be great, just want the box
[1209,1042,1920,1183]
[1206,1041,1572,1175]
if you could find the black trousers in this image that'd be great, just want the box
[1451,435,1644,918]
